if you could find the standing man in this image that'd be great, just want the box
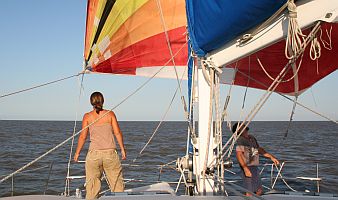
[233,122,279,196]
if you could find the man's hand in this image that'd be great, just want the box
[271,157,280,166]
[243,167,252,177]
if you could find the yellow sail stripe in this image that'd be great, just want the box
[88,0,107,53]
[90,0,148,60]
[94,0,186,66]
[84,0,106,60]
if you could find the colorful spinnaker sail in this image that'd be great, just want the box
[84,0,338,95]
[84,0,187,78]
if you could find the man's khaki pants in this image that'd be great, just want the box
[85,149,124,199]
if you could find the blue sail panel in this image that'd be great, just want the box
[186,0,287,56]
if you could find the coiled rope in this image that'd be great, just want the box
[285,0,305,60]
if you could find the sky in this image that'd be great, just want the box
[0,0,337,121]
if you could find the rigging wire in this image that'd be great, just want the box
[227,57,252,160]
[0,73,81,99]
[156,0,183,95]
[133,65,188,163]
[236,70,338,124]
[64,73,85,196]
[214,70,222,180]
[155,0,197,147]
[237,0,288,45]
[0,42,188,185]
[213,58,296,169]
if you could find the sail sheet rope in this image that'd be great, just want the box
[218,52,338,171]
[205,6,338,187]
[258,22,322,84]
[132,65,187,163]
[211,56,301,170]
[155,0,197,145]
[237,0,289,45]
[197,56,295,189]
[227,57,253,160]
[237,69,338,124]
[218,72,338,172]
[0,41,190,185]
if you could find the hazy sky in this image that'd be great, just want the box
[0,0,337,121]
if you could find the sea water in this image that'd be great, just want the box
[0,121,337,197]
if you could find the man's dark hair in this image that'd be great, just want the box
[232,122,249,133]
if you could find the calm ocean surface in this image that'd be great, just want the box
[0,120,337,197]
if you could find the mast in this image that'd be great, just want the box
[193,58,219,195]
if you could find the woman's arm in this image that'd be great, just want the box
[111,112,126,160]
[74,113,89,162]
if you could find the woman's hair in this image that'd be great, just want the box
[90,92,104,114]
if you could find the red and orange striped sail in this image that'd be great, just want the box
[84,0,188,78]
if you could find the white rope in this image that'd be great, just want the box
[228,64,289,157]
[214,72,223,188]
[156,1,197,146]
[226,57,252,160]
[156,0,188,113]
[236,69,338,124]
[202,67,215,194]
[237,1,289,45]
[133,65,187,162]
[201,60,211,86]
[176,162,189,191]
[0,42,189,185]
[212,59,294,168]
[271,162,297,192]
[186,57,196,155]
[257,54,305,84]
[64,73,85,196]
[0,73,81,99]
[212,34,337,168]
[285,0,305,60]
[258,21,321,84]
[319,25,333,50]
[310,36,321,61]
[221,63,238,124]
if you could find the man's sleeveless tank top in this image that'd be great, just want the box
[88,119,117,150]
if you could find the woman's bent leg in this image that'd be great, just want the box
[103,150,124,192]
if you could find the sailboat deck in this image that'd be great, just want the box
[2,193,338,200]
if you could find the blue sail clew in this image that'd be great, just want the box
[186,0,287,56]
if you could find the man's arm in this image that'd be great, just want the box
[236,150,252,177]
[258,147,279,166]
